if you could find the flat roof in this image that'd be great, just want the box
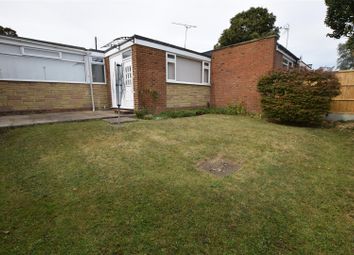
[276,43,299,61]
[104,34,211,58]
[133,34,211,57]
[0,35,103,52]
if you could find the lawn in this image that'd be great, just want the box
[0,115,353,254]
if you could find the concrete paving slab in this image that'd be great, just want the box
[0,111,126,128]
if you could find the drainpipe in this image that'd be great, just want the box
[88,53,96,112]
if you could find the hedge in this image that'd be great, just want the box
[257,70,340,125]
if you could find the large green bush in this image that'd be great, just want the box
[257,70,340,125]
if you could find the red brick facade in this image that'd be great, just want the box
[211,36,277,113]
[1,36,297,115]
[132,44,167,113]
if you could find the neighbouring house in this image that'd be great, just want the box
[0,34,309,115]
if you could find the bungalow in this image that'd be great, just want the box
[0,34,308,115]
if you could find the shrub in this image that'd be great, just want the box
[208,104,247,115]
[257,70,340,125]
[135,108,149,119]
[155,104,247,119]
[158,109,204,119]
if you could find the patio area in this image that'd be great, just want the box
[0,110,135,128]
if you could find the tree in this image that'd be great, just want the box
[214,7,279,49]
[324,0,354,40]
[324,0,353,69]
[0,26,18,37]
[337,42,354,70]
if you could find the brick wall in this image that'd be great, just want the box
[166,84,210,109]
[0,81,109,115]
[211,36,277,113]
[132,44,166,113]
[274,51,284,70]
[274,51,299,70]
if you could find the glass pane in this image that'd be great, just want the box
[91,57,104,63]
[167,62,175,80]
[0,53,86,82]
[92,64,105,83]
[24,47,60,58]
[204,69,209,83]
[62,52,85,62]
[176,56,202,83]
[167,54,175,60]
[122,50,131,59]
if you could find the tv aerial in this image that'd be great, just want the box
[280,24,290,48]
[172,22,197,48]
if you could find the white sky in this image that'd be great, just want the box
[0,0,346,68]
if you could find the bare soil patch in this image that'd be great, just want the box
[197,157,241,177]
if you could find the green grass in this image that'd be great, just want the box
[0,115,353,254]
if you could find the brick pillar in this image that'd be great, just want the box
[132,44,167,113]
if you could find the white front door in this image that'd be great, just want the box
[120,60,134,109]
[109,49,134,110]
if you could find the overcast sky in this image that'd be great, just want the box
[0,0,346,68]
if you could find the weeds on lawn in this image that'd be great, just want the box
[135,104,248,120]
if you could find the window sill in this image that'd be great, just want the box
[0,78,88,84]
[166,80,211,86]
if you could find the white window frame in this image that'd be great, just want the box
[91,57,106,84]
[202,61,211,85]
[166,52,211,86]
[0,39,100,84]
[166,53,176,82]
[122,49,132,60]
[282,56,294,70]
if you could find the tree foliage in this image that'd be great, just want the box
[324,0,354,69]
[257,70,340,125]
[214,7,279,49]
[324,0,354,40]
[337,41,354,70]
[0,26,18,37]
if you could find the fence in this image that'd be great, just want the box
[330,70,354,114]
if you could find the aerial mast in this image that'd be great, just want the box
[172,22,197,48]
[280,24,290,48]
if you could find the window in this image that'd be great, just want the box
[91,57,105,83]
[202,61,210,84]
[122,49,132,59]
[282,56,294,70]
[166,53,176,81]
[23,47,61,59]
[0,42,86,82]
[176,56,202,83]
[0,42,104,83]
[0,43,21,55]
[166,52,210,85]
